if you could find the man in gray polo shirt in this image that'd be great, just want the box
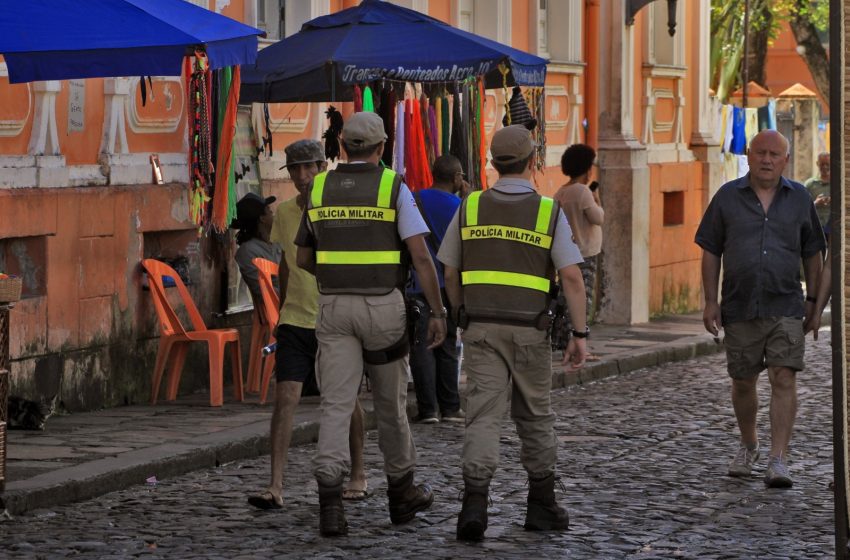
[695,129,825,488]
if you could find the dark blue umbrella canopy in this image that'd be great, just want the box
[241,0,547,103]
[0,0,263,84]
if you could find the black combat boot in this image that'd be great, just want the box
[317,476,348,537]
[386,471,434,524]
[456,477,490,541]
[524,473,569,531]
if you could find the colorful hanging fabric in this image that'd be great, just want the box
[363,85,375,112]
[353,84,363,113]
[428,104,439,158]
[744,108,758,145]
[767,99,777,130]
[404,100,416,184]
[450,88,468,179]
[441,96,450,158]
[462,82,474,189]
[434,95,442,156]
[380,87,396,168]
[211,65,241,233]
[476,79,487,190]
[420,93,435,167]
[730,107,746,155]
[393,100,406,174]
[718,105,729,151]
[187,52,213,229]
[723,106,735,153]
[405,98,432,190]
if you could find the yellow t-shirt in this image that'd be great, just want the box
[269,196,319,329]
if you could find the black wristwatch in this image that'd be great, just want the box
[571,327,590,339]
[805,295,817,303]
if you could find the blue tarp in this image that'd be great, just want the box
[240,0,547,103]
[0,0,263,84]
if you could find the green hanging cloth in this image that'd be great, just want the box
[363,85,375,112]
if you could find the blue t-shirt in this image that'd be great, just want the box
[408,188,461,294]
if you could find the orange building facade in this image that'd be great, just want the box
[0,0,718,409]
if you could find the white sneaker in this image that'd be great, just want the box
[764,456,793,488]
[728,444,760,477]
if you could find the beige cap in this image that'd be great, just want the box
[490,124,536,164]
[342,112,388,147]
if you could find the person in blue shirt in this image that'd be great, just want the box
[408,155,468,423]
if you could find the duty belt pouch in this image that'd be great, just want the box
[363,331,410,365]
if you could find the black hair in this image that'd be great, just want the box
[235,219,261,245]
[493,154,533,176]
[342,141,382,160]
[432,154,462,183]
[560,144,596,178]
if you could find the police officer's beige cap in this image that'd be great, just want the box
[342,112,388,147]
[490,124,536,164]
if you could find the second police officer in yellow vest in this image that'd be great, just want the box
[438,124,588,541]
[295,112,448,537]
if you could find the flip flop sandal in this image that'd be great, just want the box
[248,491,283,510]
[342,485,369,501]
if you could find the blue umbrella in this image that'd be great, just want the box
[241,0,547,103]
[0,0,264,84]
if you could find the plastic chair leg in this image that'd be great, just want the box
[208,342,225,407]
[246,321,263,393]
[164,343,189,401]
[259,352,275,405]
[151,338,177,405]
[230,339,244,402]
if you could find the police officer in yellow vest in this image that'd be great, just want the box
[438,125,588,541]
[295,112,448,537]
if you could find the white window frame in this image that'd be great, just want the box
[644,0,685,69]
[538,0,582,64]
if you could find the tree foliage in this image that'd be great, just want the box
[710,0,828,103]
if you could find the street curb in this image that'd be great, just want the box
[553,337,723,389]
[1,335,726,517]
[0,401,408,517]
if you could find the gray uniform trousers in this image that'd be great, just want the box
[461,321,557,480]
[312,289,417,483]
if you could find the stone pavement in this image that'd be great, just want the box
[0,313,722,518]
[0,333,835,558]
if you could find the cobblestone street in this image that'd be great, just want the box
[0,337,836,559]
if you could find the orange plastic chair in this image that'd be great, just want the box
[141,259,244,407]
[251,257,280,404]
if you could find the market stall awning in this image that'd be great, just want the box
[240,0,547,103]
[0,0,264,84]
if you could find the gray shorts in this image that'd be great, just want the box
[723,317,805,379]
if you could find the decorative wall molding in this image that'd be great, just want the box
[125,77,184,134]
[545,85,570,132]
[99,152,187,185]
[0,63,32,138]
[27,81,61,156]
[101,78,131,155]
[651,88,675,132]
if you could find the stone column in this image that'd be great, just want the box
[689,0,723,202]
[595,0,649,325]
[792,97,820,183]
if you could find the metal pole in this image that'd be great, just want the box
[829,0,848,556]
[742,0,749,109]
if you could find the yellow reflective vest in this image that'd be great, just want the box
[459,189,557,324]
[307,163,405,295]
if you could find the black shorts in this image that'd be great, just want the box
[274,324,318,384]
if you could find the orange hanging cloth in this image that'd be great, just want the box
[211,66,241,232]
